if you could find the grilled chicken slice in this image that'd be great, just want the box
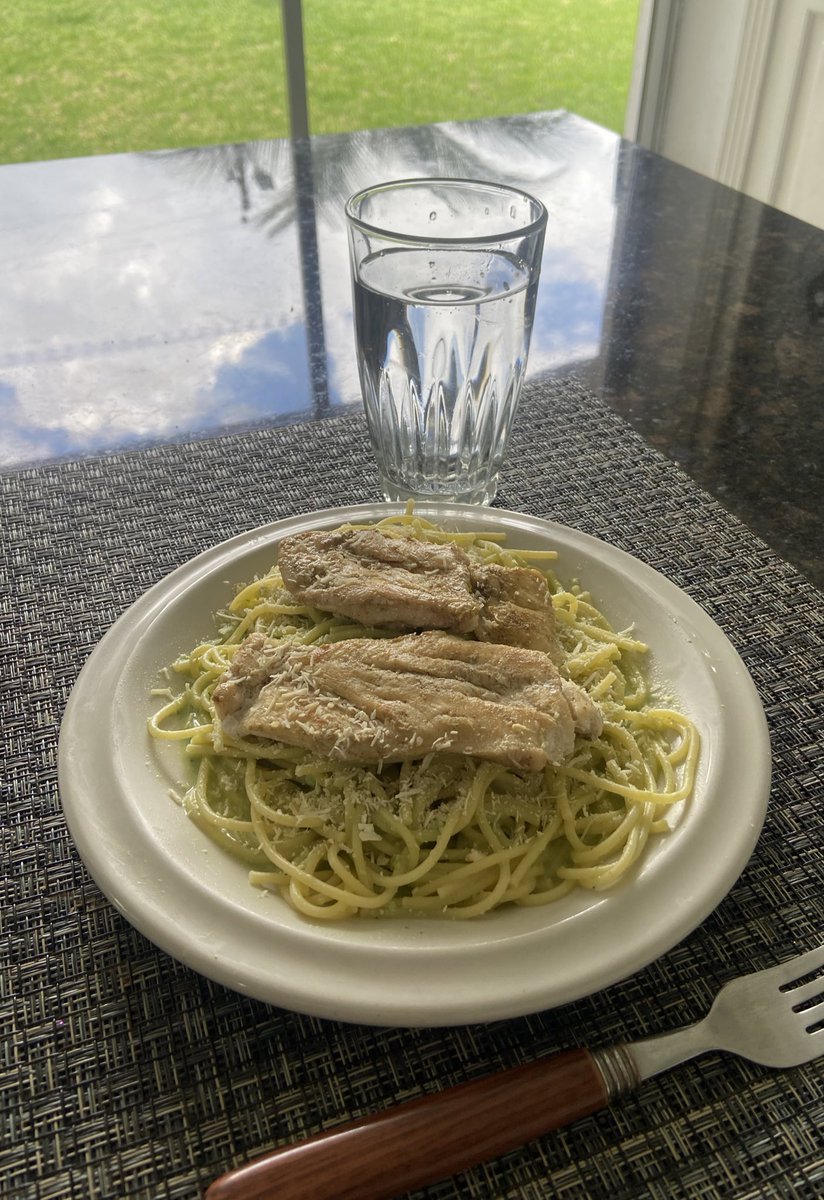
[212,630,602,772]
[278,528,481,633]
[277,527,558,654]
[470,562,559,656]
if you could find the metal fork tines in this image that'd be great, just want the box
[622,943,824,1086]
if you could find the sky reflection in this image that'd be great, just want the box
[0,114,618,467]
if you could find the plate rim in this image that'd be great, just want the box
[58,502,772,1026]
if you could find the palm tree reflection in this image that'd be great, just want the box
[148,113,570,418]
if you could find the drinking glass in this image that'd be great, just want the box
[345,177,547,505]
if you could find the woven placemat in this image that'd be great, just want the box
[1,375,822,1200]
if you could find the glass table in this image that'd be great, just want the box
[1,112,822,1200]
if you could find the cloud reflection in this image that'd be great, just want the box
[0,114,618,467]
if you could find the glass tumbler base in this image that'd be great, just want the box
[378,475,499,507]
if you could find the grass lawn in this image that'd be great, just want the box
[0,0,639,164]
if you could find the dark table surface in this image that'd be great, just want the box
[1,110,821,587]
[2,113,822,1200]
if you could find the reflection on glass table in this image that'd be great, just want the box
[0,113,618,466]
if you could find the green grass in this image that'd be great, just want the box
[305,0,639,136]
[1,0,286,162]
[0,0,638,164]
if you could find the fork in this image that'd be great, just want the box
[206,945,824,1200]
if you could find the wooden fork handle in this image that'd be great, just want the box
[205,1048,608,1200]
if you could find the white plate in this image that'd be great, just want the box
[58,503,771,1026]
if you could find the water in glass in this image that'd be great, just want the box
[353,245,536,505]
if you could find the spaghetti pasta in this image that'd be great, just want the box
[148,511,700,919]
